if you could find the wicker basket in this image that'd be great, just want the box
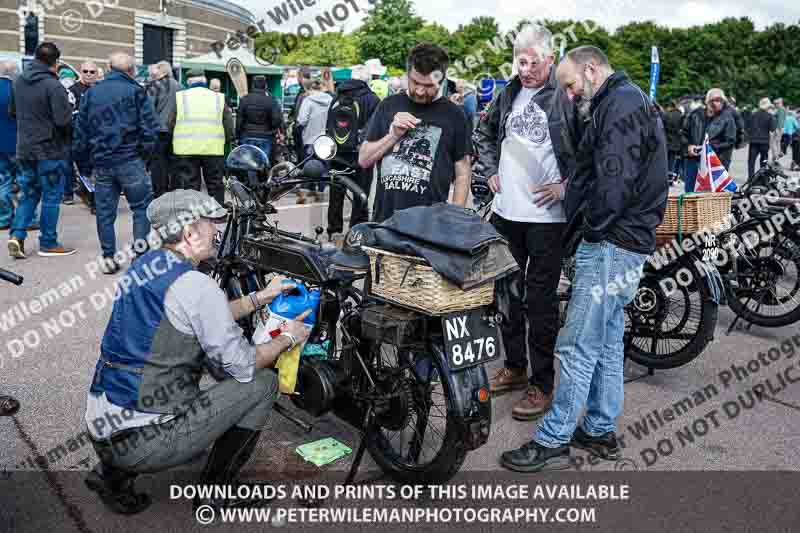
[362,246,495,315]
[656,192,732,236]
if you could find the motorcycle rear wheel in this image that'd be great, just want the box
[624,257,718,370]
[364,341,468,485]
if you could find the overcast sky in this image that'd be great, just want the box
[236,0,800,35]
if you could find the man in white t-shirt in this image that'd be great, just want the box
[474,24,574,421]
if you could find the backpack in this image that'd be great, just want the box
[326,92,362,153]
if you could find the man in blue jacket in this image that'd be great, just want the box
[500,46,668,473]
[0,60,18,231]
[8,43,75,259]
[73,52,159,274]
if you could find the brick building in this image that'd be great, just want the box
[0,0,255,68]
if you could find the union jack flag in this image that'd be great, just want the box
[695,134,737,193]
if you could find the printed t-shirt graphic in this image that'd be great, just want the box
[380,123,443,198]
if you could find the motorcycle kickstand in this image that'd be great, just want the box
[726,314,754,335]
[344,408,374,486]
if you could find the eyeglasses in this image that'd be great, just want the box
[710,98,723,103]
[83,70,96,74]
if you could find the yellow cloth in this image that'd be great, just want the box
[274,344,302,394]
[173,87,225,156]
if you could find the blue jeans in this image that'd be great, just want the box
[241,136,273,166]
[534,240,646,447]
[11,160,68,249]
[0,156,15,227]
[94,159,153,259]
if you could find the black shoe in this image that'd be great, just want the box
[62,196,75,205]
[0,395,20,416]
[193,426,269,512]
[84,464,151,515]
[569,427,621,460]
[101,257,121,275]
[500,440,571,473]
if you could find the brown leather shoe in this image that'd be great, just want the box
[512,386,553,421]
[489,367,528,394]
[38,245,77,257]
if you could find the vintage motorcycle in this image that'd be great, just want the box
[213,137,494,484]
[713,166,800,329]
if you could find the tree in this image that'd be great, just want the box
[280,31,361,66]
[415,22,453,50]
[358,0,424,69]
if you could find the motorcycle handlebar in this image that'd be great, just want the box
[0,267,23,285]
[336,176,368,206]
[229,179,253,205]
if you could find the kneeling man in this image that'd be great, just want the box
[84,189,310,513]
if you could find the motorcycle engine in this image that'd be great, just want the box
[291,359,341,417]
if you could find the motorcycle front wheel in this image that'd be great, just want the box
[725,229,800,327]
[363,341,468,485]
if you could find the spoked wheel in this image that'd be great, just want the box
[624,257,718,369]
[364,341,467,484]
[726,231,800,327]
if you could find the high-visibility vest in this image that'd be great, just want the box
[369,79,389,100]
[173,87,225,156]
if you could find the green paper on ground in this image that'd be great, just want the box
[296,438,353,467]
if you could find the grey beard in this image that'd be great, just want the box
[577,97,592,119]
[576,79,595,120]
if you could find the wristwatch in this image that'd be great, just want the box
[279,331,297,349]
[249,292,260,310]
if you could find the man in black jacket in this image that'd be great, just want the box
[64,61,98,205]
[145,61,179,198]
[236,75,283,165]
[662,102,684,179]
[327,76,380,241]
[681,89,736,192]
[473,24,574,421]
[8,42,76,259]
[500,46,668,473]
[748,97,777,179]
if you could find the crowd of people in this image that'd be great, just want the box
[3,21,794,516]
[69,23,672,514]
[660,90,800,191]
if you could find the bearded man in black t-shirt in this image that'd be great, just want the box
[358,43,472,222]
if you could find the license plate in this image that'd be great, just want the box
[702,234,720,264]
[442,309,499,371]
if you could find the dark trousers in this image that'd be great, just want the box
[172,155,225,206]
[491,214,565,395]
[748,143,770,179]
[684,157,699,192]
[150,132,173,199]
[327,157,371,236]
[781,134,792,156]
[793,137,800,166]
[667,151,682,178]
